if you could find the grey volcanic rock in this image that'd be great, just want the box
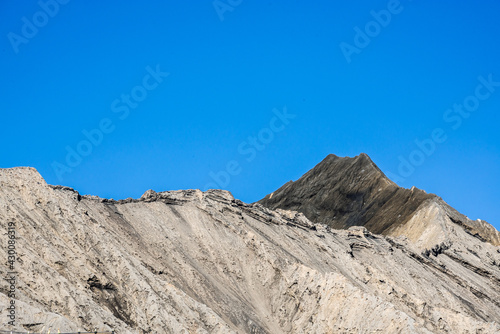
[258,153,500,249]
[0,166,499,333]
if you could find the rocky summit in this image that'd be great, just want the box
[259,153,500,250]
[0,155,499,333]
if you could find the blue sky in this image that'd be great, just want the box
[1,1,499,230]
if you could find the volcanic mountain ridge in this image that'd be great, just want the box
[258,153,500,250]
[0,154,499,333]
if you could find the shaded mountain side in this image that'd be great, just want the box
[258,154,434,233]
[1,167,500,333]
[258,153,500,247]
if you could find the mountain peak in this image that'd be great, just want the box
[316,153,391,182]
[258,153,499,248]
[259,153,413,230]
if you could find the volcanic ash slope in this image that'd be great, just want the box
[0,166,499,333]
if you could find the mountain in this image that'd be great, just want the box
[258,153,500,250]
[0,165,499,333]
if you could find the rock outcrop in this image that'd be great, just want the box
[0,163,499,333]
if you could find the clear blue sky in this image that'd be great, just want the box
[1,1,499,230]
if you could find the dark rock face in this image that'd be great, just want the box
[258,153,500,247]
[259,154,432,233]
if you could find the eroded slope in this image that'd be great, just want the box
[0,167,499,333]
